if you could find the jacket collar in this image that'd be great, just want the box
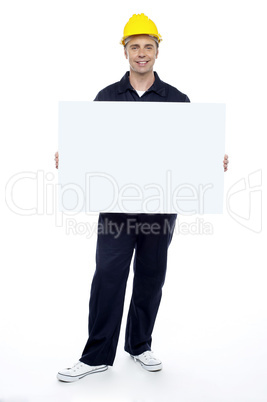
[118,71,166,97]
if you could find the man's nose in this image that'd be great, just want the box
[137,49,145,57]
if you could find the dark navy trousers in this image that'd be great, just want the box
[79,212,177,366]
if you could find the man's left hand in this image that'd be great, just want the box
[223,154,229,172]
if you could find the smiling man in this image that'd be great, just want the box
[56,13,229,383]
[93,16,190,103]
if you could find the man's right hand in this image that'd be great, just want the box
[55,151,59,169]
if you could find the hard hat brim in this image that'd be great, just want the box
[120,33,162,46]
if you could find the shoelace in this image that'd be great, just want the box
[71,362,84,372]
[142,351,157,361]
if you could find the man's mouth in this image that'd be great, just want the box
[136,61,149,65]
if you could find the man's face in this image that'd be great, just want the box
[124,34,159,74]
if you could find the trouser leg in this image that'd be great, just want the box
[124,213,177,356]
[80,213,137,366]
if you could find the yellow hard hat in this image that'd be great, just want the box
[120,13,162,46]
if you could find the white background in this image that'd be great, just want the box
[0,0,266,401]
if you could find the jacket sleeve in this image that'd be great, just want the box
[94,89,105,101]
[93,92,100,101]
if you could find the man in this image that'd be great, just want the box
[56,13,229,382]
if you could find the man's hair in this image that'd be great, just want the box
[124,35,159,49]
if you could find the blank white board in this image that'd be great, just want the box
[58,102,225,214]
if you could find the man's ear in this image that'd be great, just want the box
[156,48,159,59]
[124,48,128,59]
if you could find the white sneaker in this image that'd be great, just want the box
[130,350,162,371]
[57,361,108,382]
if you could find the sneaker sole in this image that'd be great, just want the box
[130,355,162,372]
[57,365,108,382]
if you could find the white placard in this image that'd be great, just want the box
[58,102,225,214]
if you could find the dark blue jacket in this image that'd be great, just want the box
[94,71,190,103]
